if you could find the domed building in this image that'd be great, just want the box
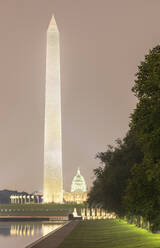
[63,168,88,204]
[71,168,87,193]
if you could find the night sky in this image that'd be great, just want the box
[0,0,160,193]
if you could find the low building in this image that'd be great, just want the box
[10,191,43,204]
[10,169,87,204]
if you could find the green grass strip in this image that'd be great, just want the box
[0,204,84,216]
[59,219,160,248]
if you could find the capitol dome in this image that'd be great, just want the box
[71,168,87,193]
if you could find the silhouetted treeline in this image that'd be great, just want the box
[0,190,28,204]
[88,45,160,232]
[88,130,143,216]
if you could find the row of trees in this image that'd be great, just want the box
[88,45,160,232]
[0,190,29,204]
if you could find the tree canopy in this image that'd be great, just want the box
[88,45,160,231]
[88,130,143,216]
[125,45,160,231]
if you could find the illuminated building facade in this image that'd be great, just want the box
[63,169,88,204]
[71,168,87,192]
[10,191,43,204]
[43,16,63,203]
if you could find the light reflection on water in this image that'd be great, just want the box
[0,221,63,248]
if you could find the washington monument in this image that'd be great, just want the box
[43,16,63,203]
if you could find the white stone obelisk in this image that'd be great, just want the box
[43,16,63,203]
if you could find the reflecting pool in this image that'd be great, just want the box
[0,221,64,248]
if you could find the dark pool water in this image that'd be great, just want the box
[0,221,63,248]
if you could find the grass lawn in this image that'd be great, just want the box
[0,203,83,216]
[59,219,160,248]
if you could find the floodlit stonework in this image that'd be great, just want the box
[63,169,88,203]
[71,168,87,193]
[63,191,87,204]
[43,16,63,203]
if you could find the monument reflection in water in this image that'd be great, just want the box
[0,222,62,248]
[9,222,60,237]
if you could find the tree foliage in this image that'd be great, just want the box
[0,190,29,204]
[125,45,160,231]
[131,45,160,160]
[88,130,143,216]
[125,157,160,231]
[89,45,160,231]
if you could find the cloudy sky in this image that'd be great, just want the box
[0,0,160,192]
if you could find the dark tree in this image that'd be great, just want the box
[125,45,160,232]
[88,130,143,216]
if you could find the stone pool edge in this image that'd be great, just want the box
[25,220,80,248]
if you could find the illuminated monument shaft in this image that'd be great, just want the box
[43,16,63,203]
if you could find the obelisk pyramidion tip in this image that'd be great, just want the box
[48,15,59,32]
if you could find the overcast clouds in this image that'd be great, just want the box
[0,0,160,192]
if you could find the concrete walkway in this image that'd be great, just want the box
[26,220,80,248]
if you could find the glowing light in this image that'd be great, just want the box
[71,168,87,193]
[42,224,60,236]
[43,15,63,203]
